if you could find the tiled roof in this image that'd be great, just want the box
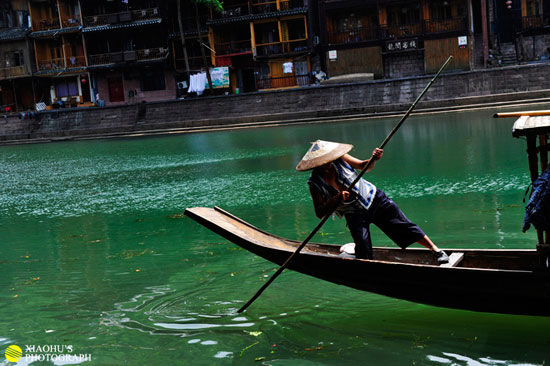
[33,66,87,77]
[88,57,167,71]
[207,8,308,25]
[168,28,208,39]
[30,26,82,38]
[0,28,29,42]
[83,18,162,33]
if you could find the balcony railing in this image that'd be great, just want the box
[37,56,86,70]
[214,39,251,55]
[88,47,168,66]
[213,0,303,18]
[326,17,468,46]
[250,0,303,13]
[384,22,423,38]
[136,47,169,61]
[255,39,308,57]
[219,3,250,18]
[61,16,82,27]
[32,17,61,31]
[255,74,310,89]
[38,58,65,70]
[0,66,27,79]
[521,15,549,30]
[83,7,159,27]
[424,17,467,33]
[66,55,86,67]
[328,27,378,44]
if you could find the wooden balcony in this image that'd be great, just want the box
[61,16,82,28]
[213,0,303,18]
[38,58,65,70]
[66,55,86,67]
[136,47,169,61]
[88,47,168,66]
[255,39,308,57]
[521,15,549,30]
[328,26,378,44]
[32,18,61,31]
[256,74,310,89]
[214,40,251,55]
[250,0,303,14]
[384,22,423,38]
[327,17,468,46]
[0,66,28,79]
[37,56,85,71]
[83,7,160,27]
[424,17,467,34]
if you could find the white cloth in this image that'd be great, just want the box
[188,72,207,95]
[283,62,293,74]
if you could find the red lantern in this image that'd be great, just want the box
[506,0,512,8]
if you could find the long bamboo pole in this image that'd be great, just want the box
[236,55,454,313]
[494,111,550,118]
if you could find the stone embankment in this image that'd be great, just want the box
[1,63,550,145]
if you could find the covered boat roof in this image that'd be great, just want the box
[494,110,550,137]
[512,115,550,137]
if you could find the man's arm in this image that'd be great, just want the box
[342,148,383,172]
[309,185,347,219]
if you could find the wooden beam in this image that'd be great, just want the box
[494,110,550,118]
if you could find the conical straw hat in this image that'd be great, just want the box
[296,140,354,171]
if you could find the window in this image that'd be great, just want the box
[5,51,24,67]
[55,79,78,97]
[526,0,541,16]
[141,69,165,91]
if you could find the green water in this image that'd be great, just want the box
[1,107,550,365]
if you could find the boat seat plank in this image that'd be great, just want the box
[440,252,464,268]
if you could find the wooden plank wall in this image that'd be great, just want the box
[424,37,470,73]
[326,47,383,78]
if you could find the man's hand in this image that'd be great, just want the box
[340,190,350,201]
[372,148,383,161]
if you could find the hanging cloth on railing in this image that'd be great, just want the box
[523,166,550,232]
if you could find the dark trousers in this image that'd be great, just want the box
[345,190,425,259]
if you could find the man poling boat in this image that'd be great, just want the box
[297,139,449,263]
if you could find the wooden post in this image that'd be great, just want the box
[27,0,35,31]
[56,0,63,28]
[481,0,488,67]
[527,135,544,244]
[250,22,256,58]
[33,39,39,71]
[61,35,67,68]
[77,0,83,25]
[81,33,89,66]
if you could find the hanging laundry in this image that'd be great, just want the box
[187,73,207,96]
[283,62,293,74]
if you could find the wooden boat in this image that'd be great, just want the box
[185,111,550,316]
[185,206,550,316]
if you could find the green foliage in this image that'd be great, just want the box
[196,0,224,12]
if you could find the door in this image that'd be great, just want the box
[107,76,124,102]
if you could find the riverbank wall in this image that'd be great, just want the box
[1,63,550,144]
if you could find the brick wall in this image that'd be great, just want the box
[1,63,550,142]
[384,51,425,78]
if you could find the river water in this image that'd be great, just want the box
[1,106,549,365]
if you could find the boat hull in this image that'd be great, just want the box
[185,206,550,316]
